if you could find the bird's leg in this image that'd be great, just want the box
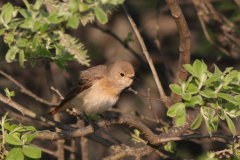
[83,112,99,131]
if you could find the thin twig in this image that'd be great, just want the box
[147,89,160,123]
[92,23,147,66]
[128,87,163,102]
[122,4,168,107]
[0,70,59,106]
[51,86,64,100]
[147,89,166,132]
[197,14,231,56]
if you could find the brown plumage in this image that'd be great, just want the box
[48,60,136,116]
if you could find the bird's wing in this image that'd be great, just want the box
[48,65,107,115]
[61,65,108,107]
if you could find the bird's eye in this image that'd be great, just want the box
[120,73,125,77]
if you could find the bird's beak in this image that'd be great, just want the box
[130,76,140,81]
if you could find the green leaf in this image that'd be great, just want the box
[87,114,100,120]
[176,110,186,127]
[223,67,233,74]
[193,60,206,77]
[32,21,41,32]
[214,65,222,75]
[94,6,108,24]
[186,83,198,94]
[182,93,191,101]
[54,59,66,70]
[69,0,80,13]
[0,28,6,36]
[190,113,202,130]
[208,99,218,109]
[5,47,20,62]
[79,3,89,12]
[21,133,29,144]
[20,17,35,29]
[19,50,25,68]
[30,59,36,67]
[217,93,238,104]
[40,23,48,33]
[26,132,40,143]
[6,31,14,44]
[19,9,31,18]
[1,3,13,24]
[22,144,41,159]
[207,107,215,119]
[199,90,217,98]
[183,64,199,78]
[236,110,240,117]
[211,116,218,131]
[4,88,10,98]
[203,74,223,86]
[184,95,202,107]
[5,134,23,145]
[47,13,63,24]
[40,47,52,57]
[133,129,140,137]
[10,91,15,97]
[124,32,133,43]
[32,34,39,50]
[169,84,183,95]
[22,0,30,10]
[17,38,28,47]
[167,103,185,117]
[234,95,240,102]
[6,146,24,160]
[226,115,236,136]
[33,0,43,10]
[67,14,79,29]
[205,120,212,137]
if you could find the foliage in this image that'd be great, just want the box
[0,0,125,69]
[4,88,15,99]
[0,112,47,160]
[168,59,240,136]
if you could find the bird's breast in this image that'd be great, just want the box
[70,78,121,115]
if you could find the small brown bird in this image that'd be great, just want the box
[48,60,137,116]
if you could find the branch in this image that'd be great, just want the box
[0,70,58,106]
[128,87,163,102]
[122,4,169,108]
[0,93,115,148]
[165,0,191,105]
[92,23,147,66]
[159,133,239,143]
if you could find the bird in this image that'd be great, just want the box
[48,60,137,116]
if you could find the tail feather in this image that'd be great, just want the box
[47,107,61,116]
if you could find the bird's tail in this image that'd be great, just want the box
[47,107,62,116]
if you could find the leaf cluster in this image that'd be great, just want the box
[0,112,47,160]
[0,0,124,69]
[168,60,240,136]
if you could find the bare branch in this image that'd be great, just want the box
[0,70,58,106]
[128,87,163,102]
[165,0,191,105]
[92,23,147,66]
[122,4,168,108]
[51,86,64,100]
[0,93,115,148]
